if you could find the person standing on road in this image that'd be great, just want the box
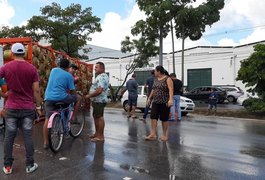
[1,43,42,174]
[145,65,173,141]
[140,70,155,120]
[208,88,218,115]
[169,73,183,121]
[126,73,138,118]
[85,62,109,142]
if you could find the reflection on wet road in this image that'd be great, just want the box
[0,108,265,179]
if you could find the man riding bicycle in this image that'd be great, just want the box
[43,58,80,149]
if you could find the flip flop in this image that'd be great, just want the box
[159,137,168,141]
[89,134,96,138]
[145,136,157,141]
[91,137,105,142]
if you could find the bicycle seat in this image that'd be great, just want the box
[55,102,69,109]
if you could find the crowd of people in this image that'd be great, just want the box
[2,43,219,176]
[125,65,184,142]
[0,43,109,175]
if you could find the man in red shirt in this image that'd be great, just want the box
[0,43,41,174]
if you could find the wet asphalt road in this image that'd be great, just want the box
[194,100,244,110]
[0,108,265,180]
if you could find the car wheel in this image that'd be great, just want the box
[227,96,235,103]
[123,100,129,112]
[181,112,188,116]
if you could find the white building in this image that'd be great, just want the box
[85,40,265,92]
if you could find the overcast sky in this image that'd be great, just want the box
[1,0,265,52]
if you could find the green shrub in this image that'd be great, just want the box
[243,98,265,112]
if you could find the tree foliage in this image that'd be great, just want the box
[0,3,101,59]
[121,0,224,66]
[237,44,265,102]
[113,36,159,100]
[243,98,265,113]
[173,0,224,40]
[0,25,42,41]
[26,3,101,59]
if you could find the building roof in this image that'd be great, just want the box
[79,44,133,61]
[79,40,265,60]
[168,40,265,55]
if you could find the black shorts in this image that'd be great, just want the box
[45,94,77,118]
[150,102,170,121]
[128,94,138,107]
[92,102,106,118]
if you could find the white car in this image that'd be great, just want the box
[121,86,195,116]
[237,93,259,106]
[218,86,244,102]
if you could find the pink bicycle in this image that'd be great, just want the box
[48,101,85,153]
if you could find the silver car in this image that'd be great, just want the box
[219,86,244,102]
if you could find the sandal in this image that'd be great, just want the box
[91,137,104,142]
[159,136,168,141]
[145,136,157,141]
[89,134,96,138]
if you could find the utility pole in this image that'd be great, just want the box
[181,31,185,83]
[159,27,163,66]
[170,20,176,73]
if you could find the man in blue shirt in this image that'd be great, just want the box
[208,88,218,115]
[126,74,138,118]
[43,59,79,149]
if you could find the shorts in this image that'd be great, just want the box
[92,102,107,118]
[45,94,77,118]
[150,102,170,121]
[128,94,138,107]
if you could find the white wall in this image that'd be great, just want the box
[87,41,264,93]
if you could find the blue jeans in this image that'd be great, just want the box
[170,95,181,121]
[143,104,150,119]
[4,109,36,167]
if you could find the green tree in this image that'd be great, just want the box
[112,36,159,100]
[26,2,101,59]
[0,25,42,41]
[124,0,224,81]
[237,44,265,112]
[0,3,101,59]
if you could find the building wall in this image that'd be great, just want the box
[87,41,264,93]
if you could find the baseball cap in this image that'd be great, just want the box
[11,43,25,54]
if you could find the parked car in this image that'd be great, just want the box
[237,93,259,106]
[217,86,244,102]
[121,86,195,116]
[183,86,227,103]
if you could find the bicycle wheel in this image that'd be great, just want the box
[48,114,64,153]
[69,107,85,138]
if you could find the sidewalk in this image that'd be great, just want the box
[107,101,265,120]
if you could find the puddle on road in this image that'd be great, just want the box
[191,120,218,125]
[120,163,149,174]
[240,146,265,158]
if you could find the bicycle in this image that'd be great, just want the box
[48,101,85,153]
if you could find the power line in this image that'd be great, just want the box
[204,25,265,38]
